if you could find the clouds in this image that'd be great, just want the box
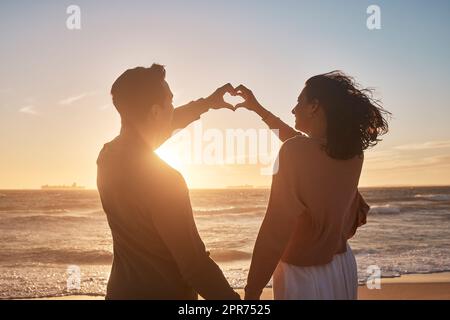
[394,140,450,150]
[59,92,94,106]
[98,103,113,111]
[16,91,100,116]
[19,105,38,115]
[59,91,113,111]
[365,140,450,172]
[369,154,450,171]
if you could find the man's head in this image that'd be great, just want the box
[111,64,174,145]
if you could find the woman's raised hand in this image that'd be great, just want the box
[234,84,263,112]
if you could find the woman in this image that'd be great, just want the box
[235,71,390,300]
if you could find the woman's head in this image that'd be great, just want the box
[292,71,390,160]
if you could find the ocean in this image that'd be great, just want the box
[1,186,449,299]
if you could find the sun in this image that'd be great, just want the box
[155,144,185,171]
[155,143,197,187]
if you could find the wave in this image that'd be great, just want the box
[0,247,250,265]
[2,215,94,224]
[86,210,106,216]
[194,205,266,216]
[194,206,236,212]
[351,248,379,255]
[369,204,401,215]
[209,249,252,262]
[414,194,450,201]
[0,248,112,265]
[0,208,70,214]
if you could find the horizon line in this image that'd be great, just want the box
[1,184,450,191]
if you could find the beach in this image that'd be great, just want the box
[24,272,450,300]
[1,187,450,299]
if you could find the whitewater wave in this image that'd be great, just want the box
[194,206,236,212]
[0,247,250,266]
[0,208,70,214]
[414,194,450,201]
[2,215,95,224]
[0,248,113,265]
[194,205,266,216]
[351,248,379,255]
[369,204,401,215]
[209,249,252,262]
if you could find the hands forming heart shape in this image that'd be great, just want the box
[205,83,262,112]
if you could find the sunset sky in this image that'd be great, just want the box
[1,0,450,189]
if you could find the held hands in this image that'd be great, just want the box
[244,291,261,300]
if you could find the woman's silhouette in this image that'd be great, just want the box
[235,71,390,300]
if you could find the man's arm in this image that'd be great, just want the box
[171,83,301,141]
[170,83,236,134]
[171,98,209,132]
[149,171,240,300]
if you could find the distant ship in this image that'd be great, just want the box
[41,182,85,190]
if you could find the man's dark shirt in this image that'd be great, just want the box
[97,105,239,300]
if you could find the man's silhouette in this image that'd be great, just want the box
[97,64,239,300]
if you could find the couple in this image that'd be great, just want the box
[96,64,389,300]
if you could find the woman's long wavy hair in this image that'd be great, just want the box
[304,71,390,160]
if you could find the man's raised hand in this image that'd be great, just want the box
[204,83,237,111]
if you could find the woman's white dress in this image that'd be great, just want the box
[273,243,358,300]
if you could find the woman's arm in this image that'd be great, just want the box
[245,141,307,300]
[234,84,301,142]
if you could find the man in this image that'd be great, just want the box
[97,64,240,299]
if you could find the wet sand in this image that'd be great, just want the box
[24,272,450,300]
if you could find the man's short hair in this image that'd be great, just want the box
[111,64,166,120]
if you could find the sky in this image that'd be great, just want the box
[1,0,450,189]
